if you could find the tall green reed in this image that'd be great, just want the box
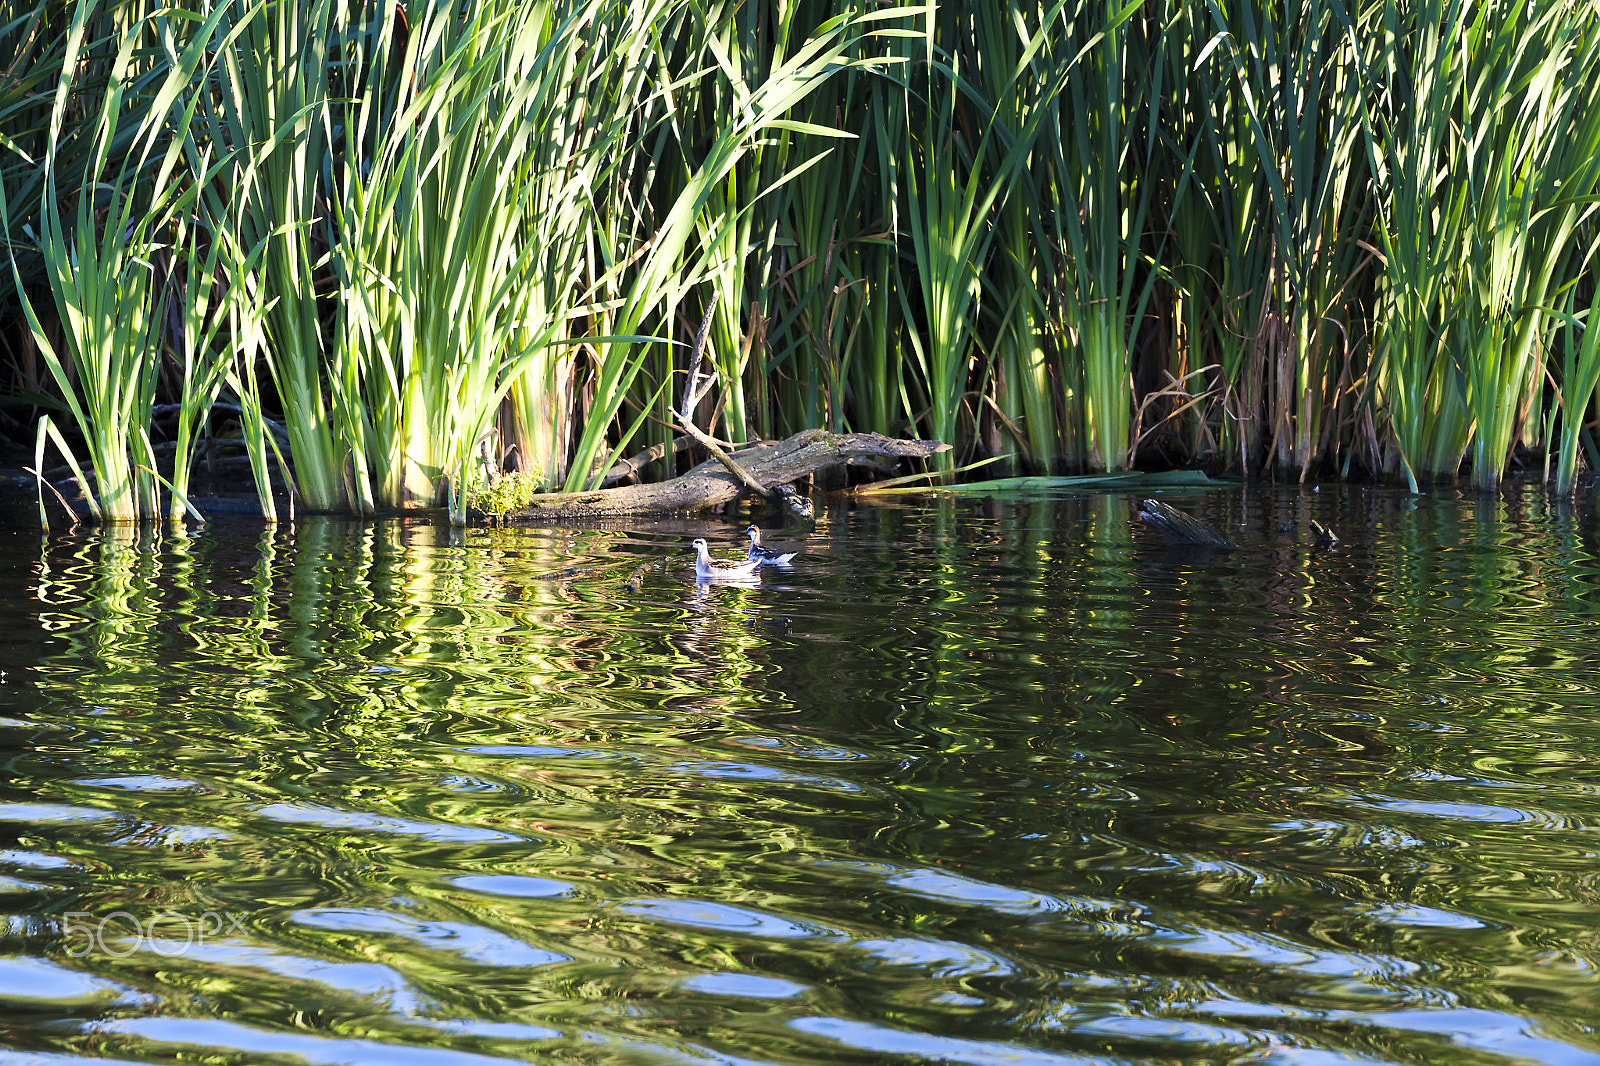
[1213,0,1369,479]
[898,5,991,471]
[561,4,906,491]
[850,69,912,441]
[1038,0,1154,473]
[899,0,1088,472]
[4,0,232,523]
[1552,277,1600,495]
[1,0,68,297]
[1353,0,1600,491]
[1356,0,1474,491]
[162,185,252,522]
[209,0,357,514]
[972,2,1059,469]
[334,0,556,521]
[758,1,906,439]
[11,0,1600,518]
[1453,2,1600,490]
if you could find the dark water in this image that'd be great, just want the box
[3,484,1600,1065]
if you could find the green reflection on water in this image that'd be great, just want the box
[2,489,1600,1064]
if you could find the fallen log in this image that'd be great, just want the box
[506,430,948,521]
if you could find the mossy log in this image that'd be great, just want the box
[506,430,948,521]
[1137,498,1236,548]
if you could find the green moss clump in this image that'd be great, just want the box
[469,468,544,520]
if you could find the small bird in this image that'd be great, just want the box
[745,524,797,566]
[691,538,761,579]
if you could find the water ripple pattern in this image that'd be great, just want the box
[1,490,1599,1063]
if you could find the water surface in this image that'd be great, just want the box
[1,484,1599,1065]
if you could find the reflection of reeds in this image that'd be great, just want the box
[9,0,1600,524]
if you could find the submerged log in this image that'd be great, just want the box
[506,430,948,521]
[1138,498,1237,548]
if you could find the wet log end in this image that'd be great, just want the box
[1138,498,1237,548]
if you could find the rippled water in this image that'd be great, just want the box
[3,484,1600,1065]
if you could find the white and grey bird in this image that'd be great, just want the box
[745,524,797,566]
[692,538,762,579]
